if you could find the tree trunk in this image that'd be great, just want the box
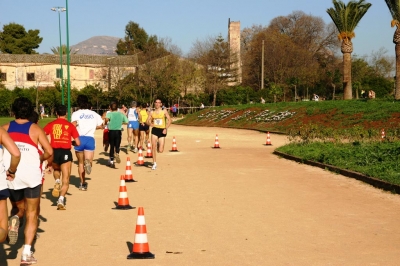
[396,43,400,100]
[343,51,352,99]
[341,39,353,100]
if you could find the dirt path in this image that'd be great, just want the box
[2,125,400,265]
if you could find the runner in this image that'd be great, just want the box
[105,102,128,168]
[71,95,104,191]
[44,105,80,210]
[0,128,21,243]
[139,102,150,150]
[2,97,53,264]
[146,99,172,170]
[102,106,111,152]
[126,101,140,152]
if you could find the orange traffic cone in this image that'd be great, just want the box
[125,157,136,182]
[127,207,155,259]
[145,142,152,158]
[213,134,220,148]
[113,175,133,210]
[265,132,272,146]
[136,148,144,166]
[170,136,178,152]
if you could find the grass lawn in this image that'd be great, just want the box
[0,117,55,128]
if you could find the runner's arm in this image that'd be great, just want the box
[0,128,21,179]
[164,109,172,129]
[146,112,153,127]
[37,126,53,164]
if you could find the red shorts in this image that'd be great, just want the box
[103,129,109,143]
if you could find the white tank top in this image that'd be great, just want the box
[127,108,138,122]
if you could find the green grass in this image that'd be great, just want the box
[0,117,55,128]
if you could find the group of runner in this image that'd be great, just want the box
[0,96,171,265]
[103,99,171,170]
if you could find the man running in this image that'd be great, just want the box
[0,127,21,243]
[139,102,150,150]
[126,101,140,152]
[146,99,171,170]
[105,102,128,168]
[71,95,104,191]
[2,97,53,265]
[44,105,80,210]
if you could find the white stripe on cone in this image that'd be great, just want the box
[119,192,128,198]
[134,233,148,243]
[137,216,145,225]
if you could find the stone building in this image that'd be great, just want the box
[0,54,138,90]
[228,18,242,84]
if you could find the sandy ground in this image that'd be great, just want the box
[1,125,400,266]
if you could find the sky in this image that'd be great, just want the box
[0,0,395,59]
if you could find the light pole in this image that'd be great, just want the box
[51,6,66,105]
[65,0,71,121]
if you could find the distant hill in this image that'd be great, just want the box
[71,36,121,55]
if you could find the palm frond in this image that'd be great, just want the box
[385,0,400,26]
[327,0,371,40]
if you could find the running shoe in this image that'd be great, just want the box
[115,153,121,163]
[57,198,66,210]
[128,143,132,150]
[134,147,138,153]
[84,159,92,175]
[52,182,61,198]
[79,183,88,191]
[152,163,157,170]
[8,215,19,245]
[20,252,37,265]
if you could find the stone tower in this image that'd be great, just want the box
[228,18,241,84]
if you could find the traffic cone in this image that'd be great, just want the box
[145,142,153,158]
[265,132,272,146]
[136,148,144,166]
[125,157,136,182]
[212,134,220,148]
[170,136,178,152]
[113,175,133,210]
[127,207,155,259]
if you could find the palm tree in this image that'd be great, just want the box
[384,0,400,99]
[327,0,371,100]
[50,45,77,55]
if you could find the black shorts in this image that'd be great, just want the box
[139,123,149,132]
[151,127,167,138]
[0,188,10,200]
[53,148,73,165]
[9,185,42,201]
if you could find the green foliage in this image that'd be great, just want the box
[0,23,43,54]
[384,0,400,21]
[326,0,372,36]
[277,141,400,185]
[216,86,255,105]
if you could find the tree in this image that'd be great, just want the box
[116,21,149,55]
[50,45,77,55]
[327,0,372,99]
[189,35,239,106]
[0,23,42,54]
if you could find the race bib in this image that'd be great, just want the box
[154,118,163,126]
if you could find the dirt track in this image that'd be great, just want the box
[2,125,400,266]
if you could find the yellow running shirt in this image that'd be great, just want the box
[152,110,165,129]
[140,109,148,123]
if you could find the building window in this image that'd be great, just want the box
[56,68,62,78]
[0,72,6,81]
[27,73,35,81]
[89,69,94,80]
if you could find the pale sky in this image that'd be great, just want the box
[0,0,394,58]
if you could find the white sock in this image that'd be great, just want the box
[23,244,31,255]
[59,196,64,202]
[56,179,61,183]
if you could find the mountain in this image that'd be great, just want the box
[71,36,121,55]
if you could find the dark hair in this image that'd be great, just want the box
[110,102,118,111]
[77,95,89,109]
[56,105,67,116]
[12,97,34,119]
[28,111,39,124]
